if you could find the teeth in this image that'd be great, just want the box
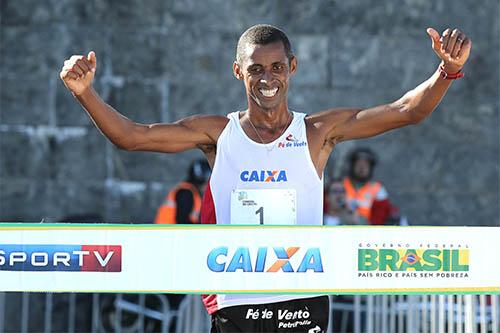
[260,87,278,97]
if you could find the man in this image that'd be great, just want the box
[60,24,471,332]
[154,158,211,224]
[343,147,392,225]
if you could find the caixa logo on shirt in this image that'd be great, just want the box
[207,246,323,273]
[0,244,122,272]
[240,170,288,182]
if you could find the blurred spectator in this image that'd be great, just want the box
[154,159,211,224]
[343,147,393,225]
[324,178,360,225]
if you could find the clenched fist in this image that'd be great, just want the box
[427,28,471,73]
[60,51,97,95]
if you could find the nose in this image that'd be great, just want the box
[260,70,272,84]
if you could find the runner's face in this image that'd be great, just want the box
[234,41,296,110]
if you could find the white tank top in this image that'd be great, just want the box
[203,111,323,313]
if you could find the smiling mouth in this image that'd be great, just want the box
[259,87,279,98]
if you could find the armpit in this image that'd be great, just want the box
[325,135,343,147]
[197,143,216,154]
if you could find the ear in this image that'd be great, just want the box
[233,61,243,80]
[289,56,298,75]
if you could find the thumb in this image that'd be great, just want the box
[426,28,441,51]
[87,51,97,72]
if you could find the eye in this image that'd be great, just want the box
[248,66,263,74]
[273,64,285,71]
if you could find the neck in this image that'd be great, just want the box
[242,109,292,146]
[247,111,291,132]
[247,99,290,130]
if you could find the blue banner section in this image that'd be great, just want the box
[0,245,82,271]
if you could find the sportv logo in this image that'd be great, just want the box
[207,247,323,273]
[358,248,469,272]
[240,170,287,182]
[0,244,122,272]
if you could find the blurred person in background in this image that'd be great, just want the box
[343,147,395,225]
[324,178,360,225]
[154,158,211,224]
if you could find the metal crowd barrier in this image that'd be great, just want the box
[0,292,498,332]
[329,295,500,333]
[0,292,211,333]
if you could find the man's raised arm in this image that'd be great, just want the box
[59,51,227,153]
[314,27,472,144]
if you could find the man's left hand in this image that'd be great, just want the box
[427,27,472,73]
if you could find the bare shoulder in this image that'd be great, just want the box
[301,108,361,175]
[305,107,360,132]
[184,114,228,165]
[124,113,230,156]
[176,114,229,141]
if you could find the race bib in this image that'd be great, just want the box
[230,189,297,225]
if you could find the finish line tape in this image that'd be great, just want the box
[0,224,499,294]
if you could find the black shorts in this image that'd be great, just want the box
[210,296,329,333]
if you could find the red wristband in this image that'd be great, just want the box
[439,64,464,80]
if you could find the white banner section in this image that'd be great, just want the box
[0,224,499,294]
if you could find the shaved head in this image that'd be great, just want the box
[236,24,294,65]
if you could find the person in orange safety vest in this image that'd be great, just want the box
[343,147,392,225]
[154,159,211,224]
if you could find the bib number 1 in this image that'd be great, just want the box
[255,206,264,225]
[230,189,296,225]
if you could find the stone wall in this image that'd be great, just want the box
[1,0,498,225]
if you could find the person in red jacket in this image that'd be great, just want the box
[154,158,211,224]
[343,147,393,225]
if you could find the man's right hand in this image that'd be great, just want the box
[59,51,97,96]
